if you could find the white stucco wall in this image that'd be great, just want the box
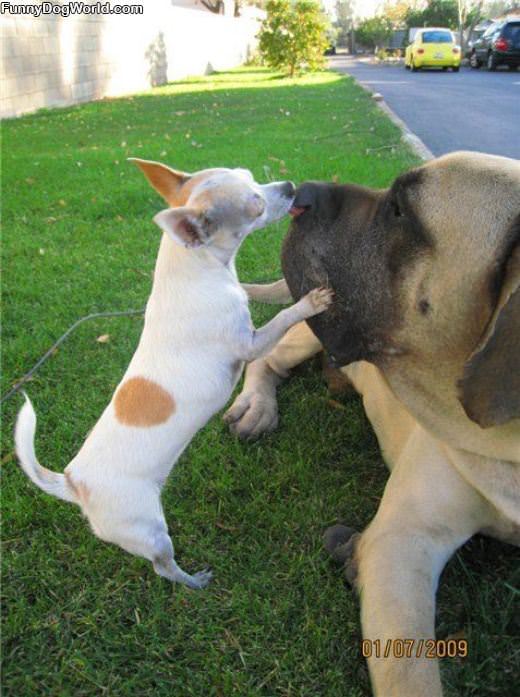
[0,1,261,118]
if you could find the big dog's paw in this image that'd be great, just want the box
[223,391,279,440]
[323,524,360,586]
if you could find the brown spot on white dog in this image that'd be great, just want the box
[114,376,175,426]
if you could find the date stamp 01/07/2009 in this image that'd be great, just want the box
[361,639,468,659]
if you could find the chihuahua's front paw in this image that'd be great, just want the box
[300,287,334,318]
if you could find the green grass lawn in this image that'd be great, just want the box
[2,67,518,697]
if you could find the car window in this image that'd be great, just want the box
[422,30,453,43]
[502,22,520,40]
[482,22,500,38]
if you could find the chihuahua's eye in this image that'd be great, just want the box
[202,214,214,230]
[247,193,265,218]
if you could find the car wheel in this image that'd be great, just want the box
[411,60,419,72]
[452,66,460,72]
[487,52,498,71]
[469,52,480,69]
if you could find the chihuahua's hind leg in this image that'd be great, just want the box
[151,532,213,590]
[106,507,213,590]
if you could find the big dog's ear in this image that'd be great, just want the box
[129,158,191,206]
[153,207,209,248]
[459,239,520,428]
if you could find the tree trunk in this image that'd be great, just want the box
[465,1,485,54]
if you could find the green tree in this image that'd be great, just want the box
[457,1,485,54]
[405,0,460,29]
[355,16,393,50]
[381,0,415,28]
[335,0,354,45]
[258,0,329,77]
[403,1,485,51]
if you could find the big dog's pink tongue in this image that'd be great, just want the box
[289,206,305,218]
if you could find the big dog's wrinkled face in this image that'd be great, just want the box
[282,152,520,428]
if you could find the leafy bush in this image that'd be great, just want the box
[258,0,329,77]
[405,0,459,30]
[355,16,393,51]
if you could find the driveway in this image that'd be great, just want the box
[332,55,520,159]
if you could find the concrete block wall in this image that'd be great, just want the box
[0,2,261,118]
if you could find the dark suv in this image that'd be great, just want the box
[469,19,520,70]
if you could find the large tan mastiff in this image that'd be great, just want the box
[226,152,520,697]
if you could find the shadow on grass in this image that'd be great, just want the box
[164,67,286,85]
[5,70,345,126]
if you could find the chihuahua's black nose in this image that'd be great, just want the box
[283,181,296,198]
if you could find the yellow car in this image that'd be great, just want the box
[405,28,461,71]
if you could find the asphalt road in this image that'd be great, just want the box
[332,55,520,159]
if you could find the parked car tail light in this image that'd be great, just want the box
[452,47,459,54]
[417,48,425,54]
[494,37,509,51]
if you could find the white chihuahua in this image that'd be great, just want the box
[15,159,332,589]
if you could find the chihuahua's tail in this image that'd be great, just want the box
[14,394,77,503]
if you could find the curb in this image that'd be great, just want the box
[371,93,434,161]
[331,58,434,162]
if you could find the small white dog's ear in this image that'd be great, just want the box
[153,207,207,248]
[129,158,191,206]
